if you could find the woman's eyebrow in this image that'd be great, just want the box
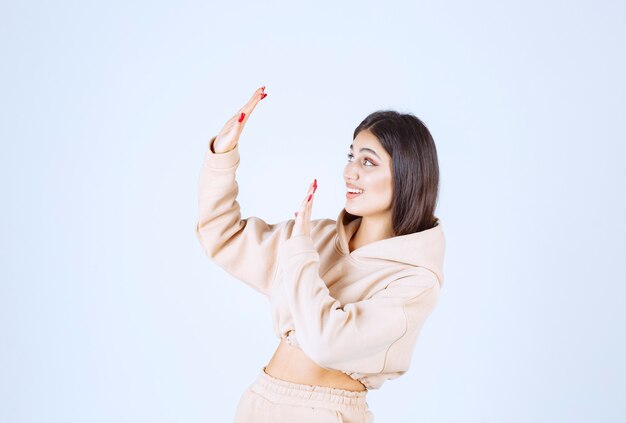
[349,144,381,159]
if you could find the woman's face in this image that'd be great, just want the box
[343,129,394,218]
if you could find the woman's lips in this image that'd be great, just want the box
[346,191,363,199]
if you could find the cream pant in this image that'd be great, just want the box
[233,366,375,422]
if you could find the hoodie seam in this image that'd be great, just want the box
[379,282,438,374]
[268,255,282,296]
[416,266,443,288]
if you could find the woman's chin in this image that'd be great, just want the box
[344,204,362,215]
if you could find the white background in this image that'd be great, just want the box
[1,0,625,422]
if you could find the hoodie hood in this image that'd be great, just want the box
[334,208,446,287]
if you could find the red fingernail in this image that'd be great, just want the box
[261,86,265,92]
[238,112,245,122]
[261,93,267,99]
[307,194,312,202]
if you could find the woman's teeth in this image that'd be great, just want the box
[347,188,364,194]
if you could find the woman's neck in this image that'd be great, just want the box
[348,214,394,253]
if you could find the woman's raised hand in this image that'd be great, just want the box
[211,86,268,153]
[292,178,317,237]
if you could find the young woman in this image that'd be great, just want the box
[195,86,445,422]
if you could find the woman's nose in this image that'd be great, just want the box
[344,163,358,180]
[344,169,357,181]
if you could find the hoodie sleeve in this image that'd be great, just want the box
[195,135,300,297]
[277,234,440,375]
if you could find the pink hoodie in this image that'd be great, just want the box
[195,135,446,390]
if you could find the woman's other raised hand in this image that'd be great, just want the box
[211,86,268,153]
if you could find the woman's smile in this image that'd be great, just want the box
[346,190,364,199]
[346,183,365,199]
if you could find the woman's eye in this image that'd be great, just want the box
[346,153,374,166]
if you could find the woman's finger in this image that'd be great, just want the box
[299,181,315,209]
[295,179,316,219]
[238,86,266,123]
[304,188,314,234]
[302,188,313,215]
[304,195,312,224]
[244,85,265,106]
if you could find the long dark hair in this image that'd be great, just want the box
[350,110,440,236]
